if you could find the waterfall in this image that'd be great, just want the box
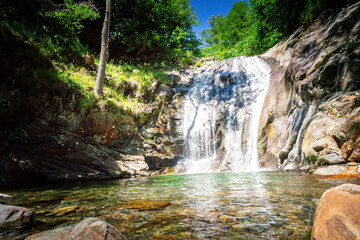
[175,56,270,174]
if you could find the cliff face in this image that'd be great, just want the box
[258,2,360,173]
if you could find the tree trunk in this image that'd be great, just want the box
[94,0,111,96]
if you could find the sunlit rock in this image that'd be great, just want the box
[25,217,127,240]
[258,2,360,172]
[312,184,360,239]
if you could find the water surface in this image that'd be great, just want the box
[3,172,360,239]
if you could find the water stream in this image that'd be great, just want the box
[3,172,360,239]
[175,56,270,173]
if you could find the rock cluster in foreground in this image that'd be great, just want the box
[26,218,127,240]
[312,183,360,239]
[0,203,33,229]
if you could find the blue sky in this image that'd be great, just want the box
[190,0,248,38]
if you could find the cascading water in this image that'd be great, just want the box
[175,56,270,174]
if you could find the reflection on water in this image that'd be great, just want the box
[3,172,360,239]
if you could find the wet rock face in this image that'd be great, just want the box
[141,57,217,173]
[259,2,360,172]
[25,217,127,240]
[79,112,137,144]
[302,93,360,167]
[312,184,360,239]
[0,117,148,187]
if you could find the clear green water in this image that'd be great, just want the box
[3,172,360,239]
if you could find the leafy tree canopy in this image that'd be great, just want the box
[1,0,201,63]
[201,0,358,60]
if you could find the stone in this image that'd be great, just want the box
[156,84,173,100]
[141,127,158,139]
[312,184,360,239]
[348,149,360,162]
[46,205,79,217]
[318,153,345,165]
[116,200,171,211]
[165,71,181,86]
[116,155,150,177]
[145,154,180,171]
[0,204,34,228]
[0,193,13,204]
[25,217,127,240]
[79,112,136,142]
[312,165,359,178]
[218,215,235,223]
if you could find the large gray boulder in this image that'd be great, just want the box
[0,204,33,228]
[26,218,127,240]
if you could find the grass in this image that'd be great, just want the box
[54,58,170,123]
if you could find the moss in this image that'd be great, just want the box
[268,124,274,139]
[346,40,359,53]
[313,51,335,72]
[306,155,318,164]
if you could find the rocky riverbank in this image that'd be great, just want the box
[0,54,215,187]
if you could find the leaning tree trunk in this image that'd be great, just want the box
[94,0,111,96]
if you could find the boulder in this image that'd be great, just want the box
[156,84,173,100]
[116,200,171,211]
[311,164,360,178]
[0,193,12,204]
[145,153,180,172]
[165,71,181,86]
[116,155,150,177]
[312,184,360,239]
[25,217,127,240]
[0,204,33,228]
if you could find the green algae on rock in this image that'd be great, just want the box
[116,200,171,211]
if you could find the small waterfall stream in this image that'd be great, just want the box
[175,56,270,173]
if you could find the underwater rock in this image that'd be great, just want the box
[312,184,360,239]
[0,193,12,204]
[0,204,33,228]
[46,205,79,217]
[25,217,127,240]
[116,200,171,211]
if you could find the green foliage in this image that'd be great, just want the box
[1,0,200,64]
[301,0,358,25]
[202,0,358,60]
[94,0,201,62]
[40,0,99,45]
[201,1,264,60]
